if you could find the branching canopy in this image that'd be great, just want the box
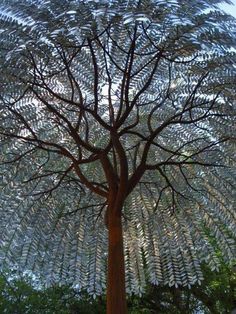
[0,0,235,295]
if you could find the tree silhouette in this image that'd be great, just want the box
[0,0,235,313]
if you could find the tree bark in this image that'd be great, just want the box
[106,206,127,314]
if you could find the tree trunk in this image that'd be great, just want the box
[106,207,127,314]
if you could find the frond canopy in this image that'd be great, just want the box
[0,0,235,295]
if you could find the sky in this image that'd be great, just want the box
[220,0,236,17]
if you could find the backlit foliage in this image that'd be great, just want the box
[0,0,235,295]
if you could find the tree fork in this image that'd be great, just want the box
[106,202,127,314]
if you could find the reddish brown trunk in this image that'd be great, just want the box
[106,208,127,314]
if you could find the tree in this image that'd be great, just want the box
[0,259,235,313]
[0,270,106,313]
[0,272,70,314]
[129,261,236,314]
[0,0,235,313]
